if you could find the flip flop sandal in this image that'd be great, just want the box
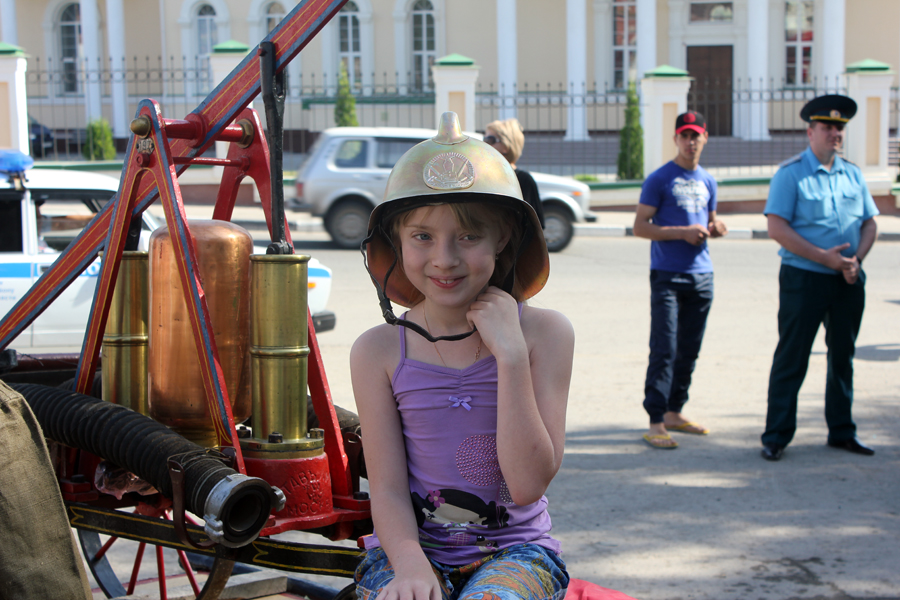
[643,433,678,449]
[667,422,710,435]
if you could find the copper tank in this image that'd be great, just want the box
[148,220,253,447]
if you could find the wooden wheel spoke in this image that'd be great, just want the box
[127,542,146,596]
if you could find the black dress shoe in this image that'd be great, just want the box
[828,437,875,456]
[761,444,784,461]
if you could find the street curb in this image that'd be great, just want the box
[236,218,898,242]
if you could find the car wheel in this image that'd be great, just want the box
[542,205,574,252]
[325,200,372,249]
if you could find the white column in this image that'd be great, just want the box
[0,46,29,152]
[593,0,612,89]
[667,0,687,70]
[738,0,770,140]
[564,0,589,141]
[80,0,103,123]
[496,0,517,120]
[640,68,692,175]
[393,9,408,94]
[1,0,17,46]
[359,13,375,95]
[432,56,479,132]
[844,61,894,195]
[820,0,845,91]
[635,0,657,81]
[319,23,337,96]
[105,0,128,138]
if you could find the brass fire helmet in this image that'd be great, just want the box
[362,111,550,323]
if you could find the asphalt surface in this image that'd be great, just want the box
[273,229,899,600]
[79,218,899,600]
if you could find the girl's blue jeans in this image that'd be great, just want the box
[355,544,569,600]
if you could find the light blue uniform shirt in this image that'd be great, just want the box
[764,147,879,275]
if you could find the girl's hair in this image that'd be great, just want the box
[389,200,527,299]
[485,118,525,164]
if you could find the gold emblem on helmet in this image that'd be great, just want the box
[424,152,475,190]
[830,109,841,119]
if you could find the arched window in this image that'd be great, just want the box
[784,0,813,86]
[339,1,362,91]
[196,4,219,57]
[59,3,81,94]
[411,0,435,91]
[612,0,636,90]
[266,2,285,32]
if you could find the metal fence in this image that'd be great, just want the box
[24,59,897,180]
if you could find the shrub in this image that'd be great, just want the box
[334,62,359,127]
[616,81,643,181]
[82,118,117,161]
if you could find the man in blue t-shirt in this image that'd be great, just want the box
[760,94,879,462]
[634,111,728,449]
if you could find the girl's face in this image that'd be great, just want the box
[397,204,508,308]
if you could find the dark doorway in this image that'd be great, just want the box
[687,46,733,136]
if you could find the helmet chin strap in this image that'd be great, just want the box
[360,209,532,343]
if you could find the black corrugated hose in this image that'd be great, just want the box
[10,383,281,548]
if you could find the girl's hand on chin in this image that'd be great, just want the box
[467,286,527,360]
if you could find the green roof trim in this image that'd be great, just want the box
[435,53,475,66]
[213,40,251,54]
[846,59,893,73]
[302,94,434,109]
[643,65,690,78]
[0,41,25,57]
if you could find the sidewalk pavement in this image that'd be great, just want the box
[151,205,900,241]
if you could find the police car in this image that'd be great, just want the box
[1,154,334,351]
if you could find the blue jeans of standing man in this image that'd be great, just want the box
[643,270,715,424]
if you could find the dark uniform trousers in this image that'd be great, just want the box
[762,264,865,447]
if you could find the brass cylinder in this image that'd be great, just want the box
[148,220,253,447]
[240,254,314,457]
[102,251,149,414]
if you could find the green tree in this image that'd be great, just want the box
[82,118,117,161]
[334,62,359,127]
[617,80,643,180]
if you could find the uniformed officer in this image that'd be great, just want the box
[761,94,879,461]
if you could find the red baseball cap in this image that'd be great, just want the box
[675,111,707,134]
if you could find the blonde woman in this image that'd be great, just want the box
[484,118,545,228]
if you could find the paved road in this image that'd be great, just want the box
[81,231,899,599]
[295,231,900,600]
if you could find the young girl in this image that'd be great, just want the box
[351,112,575,600]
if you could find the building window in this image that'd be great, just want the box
[612,0,636,90]
[411,0,435,91]
[59,3,81,94]
[339,1,362,92]
[785,0,813,86]
[266,2,285,32]
[689,2,733,22]
[196,4,219,57]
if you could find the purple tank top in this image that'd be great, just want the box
[363,307,561,564]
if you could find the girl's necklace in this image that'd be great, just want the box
[423,307,481,367]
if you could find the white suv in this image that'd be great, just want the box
[294,126,596,251]
[1,168,335,351]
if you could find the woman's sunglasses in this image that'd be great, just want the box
[483,135,500,145]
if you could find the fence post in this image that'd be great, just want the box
[210,41,251,160]
[844,59,895,195]
[431,54,479,131]
[0,42,28,153]
[640,65,692,177]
